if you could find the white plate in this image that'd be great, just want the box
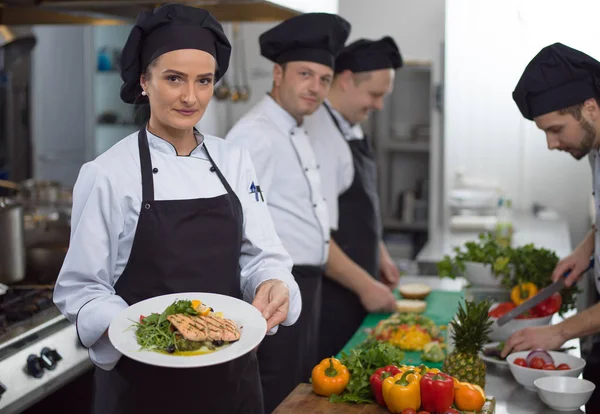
[108,292,267,368]
[480,342,509,366]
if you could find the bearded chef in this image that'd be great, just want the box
[502,42,600,413]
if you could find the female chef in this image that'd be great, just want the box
[52,4,300,414]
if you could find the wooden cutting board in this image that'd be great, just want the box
[273,384,496,414]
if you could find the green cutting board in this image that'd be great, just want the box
[338,290,464,369]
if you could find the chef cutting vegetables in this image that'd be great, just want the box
[225,13,350,413]
[502,42,600,413]
[304,36,403,360]
[52,4,300,413]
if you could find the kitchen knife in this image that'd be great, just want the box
[496,257,594,327]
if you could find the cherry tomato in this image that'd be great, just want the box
[534,293,562,317]
[417,412,431,414]
[489,302,516,318]
[515,308,541,319]
[401,410,417,414]
[557,363,571,370]
[443,409,460,414]
[139,315,145,323]
[542,363,556,370]
[514,358,527,367]
[529,357,545,369]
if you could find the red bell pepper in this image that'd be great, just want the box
[420,371,455,413]
[370,365,401,406]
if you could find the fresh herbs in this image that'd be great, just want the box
[437,232,512,283]
[329,339,405,404]
[437,233,579,315]
[134,300,198,353]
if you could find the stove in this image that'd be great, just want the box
[0,285,92,414]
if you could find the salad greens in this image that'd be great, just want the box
[437,232,579,315]
[134,299,198,353]
[329,339,405,404]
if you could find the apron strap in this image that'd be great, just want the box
[137,128,155,202]
[204,143,235,196]
[323,101,346,139]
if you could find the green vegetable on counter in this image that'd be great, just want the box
[421,341,445,362]
[437,231,579,316]
[329,339,405,404]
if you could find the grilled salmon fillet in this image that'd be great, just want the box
[167,314,240,342]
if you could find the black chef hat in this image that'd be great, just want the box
[259,13,351,69]
[513,42,600,120]
[119,3,231,104]
[335,36,403,74]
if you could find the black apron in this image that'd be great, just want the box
[91,129,263,414]
[258,264,322,413]
[318,104,382,360]
[583,289,600,413]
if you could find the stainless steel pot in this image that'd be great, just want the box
[0,197,26,284]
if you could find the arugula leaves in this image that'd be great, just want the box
[135,300,198,352]
[329,339,405,404]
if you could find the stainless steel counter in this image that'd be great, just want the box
[397,276,586,414]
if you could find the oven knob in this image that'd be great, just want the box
[40,347,62,370]
[26,354,44,378]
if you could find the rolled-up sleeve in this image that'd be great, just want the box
[53,161,129,349]
[235,147,301,331]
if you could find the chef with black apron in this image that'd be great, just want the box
[225,13,350,413]
[304,37,403,360]
[503,42,600,413]
[52,4,300,414]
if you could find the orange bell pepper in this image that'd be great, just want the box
[454,380,486,411]
[311,358,350,397]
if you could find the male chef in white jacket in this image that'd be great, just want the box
[502,42,600,412]
[304,37,403,360]
[225,12,350,413]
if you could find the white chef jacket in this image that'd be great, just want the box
[589,150,600,293]
[53,129,301,370]
[304,100,361,230]
[225,95,330,266]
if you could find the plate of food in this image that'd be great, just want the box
[108,292,267,368]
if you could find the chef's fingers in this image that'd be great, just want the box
[266,307,287,332]
[261,287,289,322]
[501,331,523,357]
[551,259,574,283]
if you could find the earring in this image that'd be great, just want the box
[141,90,147,96]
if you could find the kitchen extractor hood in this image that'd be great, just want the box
[0,0,308,25]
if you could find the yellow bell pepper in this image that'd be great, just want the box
[398,364,437,377]
[382,370,421,413]
[454,381,486,411]
[511,282,538,305]
[311,358,350,397]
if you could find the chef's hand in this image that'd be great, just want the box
[500,325,566,358]
[551,249,590,287]
[380,252,401,289]
[359,279,397,313]
[252,279,290,332]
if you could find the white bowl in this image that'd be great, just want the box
[488,303,553,342]
[463,261,503,287]
[534,376,595,411]
[506,351,586,391]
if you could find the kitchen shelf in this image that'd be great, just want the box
[381,140,430,153]
[383,217,428,232]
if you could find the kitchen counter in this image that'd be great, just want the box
[416,212,573,269]
[274,276,585,414]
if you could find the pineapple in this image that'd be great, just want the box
[442,299,493,389]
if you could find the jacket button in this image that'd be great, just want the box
[210,166,216,172]
[152,168,158,174]
[325,240,330,244]
[144,203,151,210]
[313,204,317,207]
